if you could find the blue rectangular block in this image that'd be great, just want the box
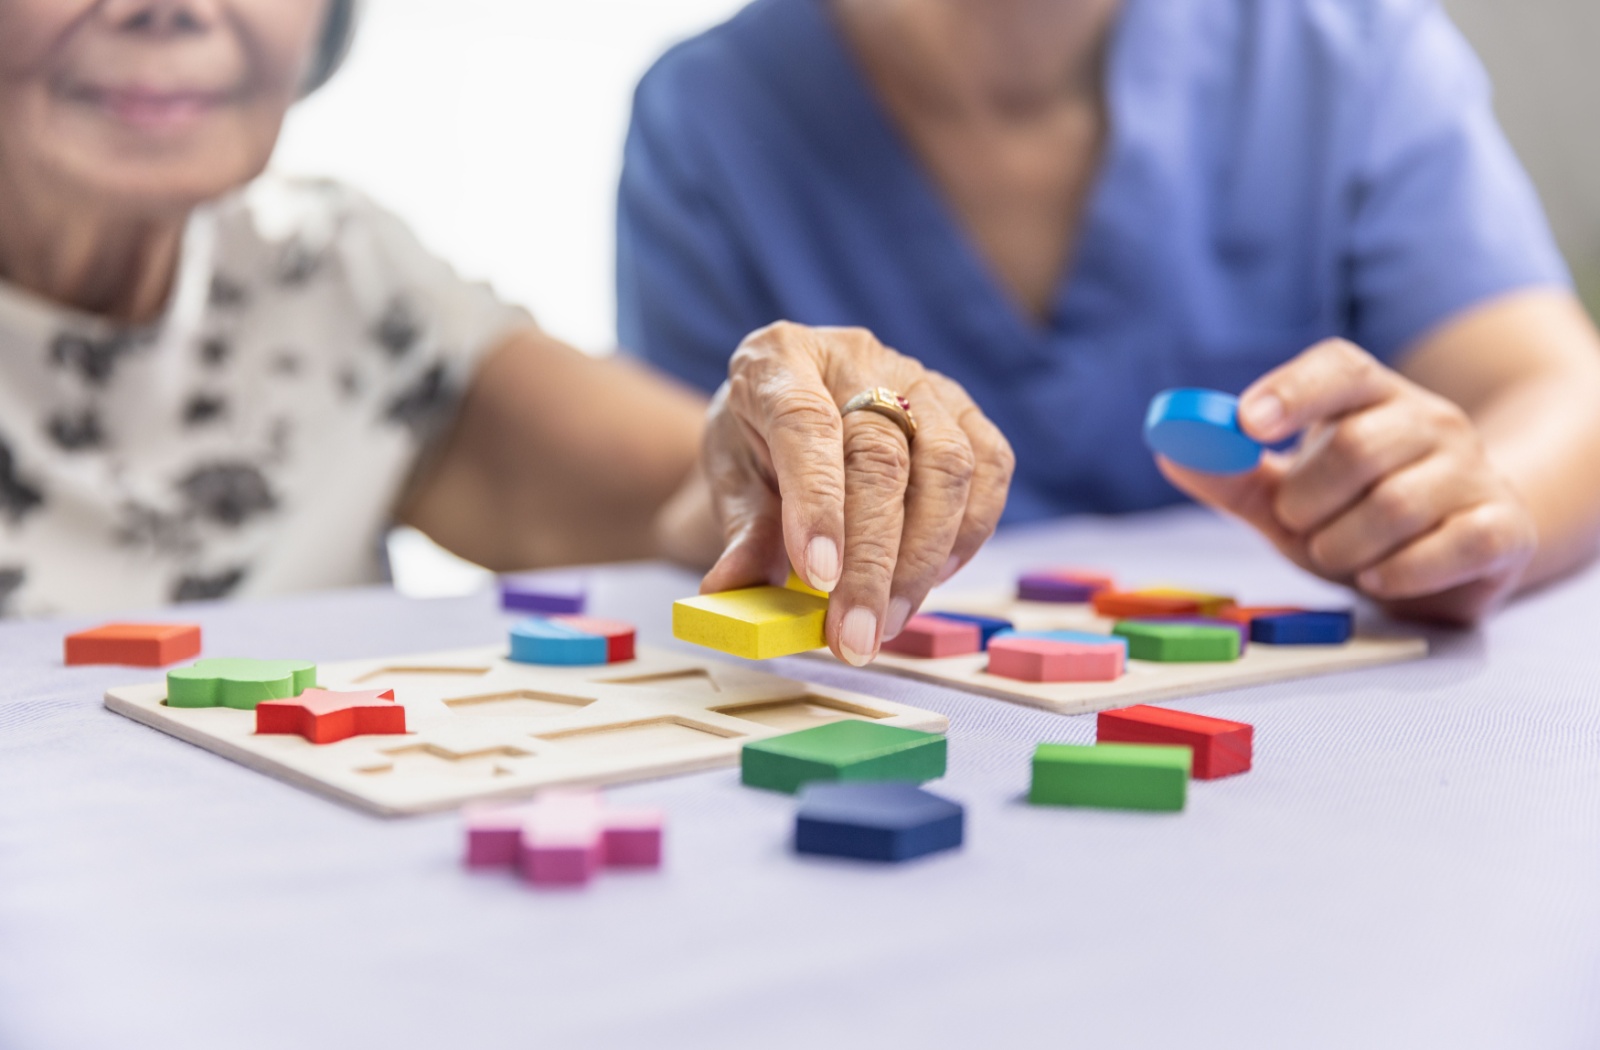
[925,612,1014,648]
[996,629,1129,653]
[1250,610,1352,645]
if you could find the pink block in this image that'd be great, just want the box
[520,817,604,886]
[602,809,664,867]
[987,636,1125,683]
[462,804,531,868]
[881,615,983,659]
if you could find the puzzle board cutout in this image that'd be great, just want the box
[856,591,1428,716]
[104,644,947,816]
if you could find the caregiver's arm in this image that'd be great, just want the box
[400,321,1013,665]
[1164,290,1600,624]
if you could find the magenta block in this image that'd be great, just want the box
[603,810,664,867]
[462,805,528,868]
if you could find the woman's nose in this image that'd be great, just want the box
[96,0,223,37]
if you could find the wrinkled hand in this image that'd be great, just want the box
[1159,339,1537,624]
[700,322,1013,664]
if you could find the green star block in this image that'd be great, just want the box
[1029,742,1191,811]
[166,658,319,710]
[1112,620,1241,662]
[741,720,947,794]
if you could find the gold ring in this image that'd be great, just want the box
[841,387,917,443]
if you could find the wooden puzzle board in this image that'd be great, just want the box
[104,644,948,816]
[855,591,1429,716]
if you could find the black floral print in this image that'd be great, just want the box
[0,437,43,523]
[172,567,247,602]
[177,463,277,526]
[46,408,105,451]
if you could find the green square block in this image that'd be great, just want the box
[1029,742,1191,811]
[741,720,947,794]
[166,658,318,710]
[1113,620,1240,662]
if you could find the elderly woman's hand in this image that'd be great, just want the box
[696,322,1013,665]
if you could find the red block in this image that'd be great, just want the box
[1215,606,1301,626]
[1092,592,1202,619]
[881,615,983,658]
[1097,704,1253,779]
[65,623,201,667]
[988,637,1124,682]
[553,616,636,663]
[255,688,405,744]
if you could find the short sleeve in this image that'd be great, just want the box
[1346,3,1571,363]
[328,188,533,445]
[616,62,777,393]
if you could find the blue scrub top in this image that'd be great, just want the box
[617,0,1568,522]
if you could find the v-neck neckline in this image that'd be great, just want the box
[789,0,1151,356]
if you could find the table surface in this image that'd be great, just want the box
[3,506,1597,1050]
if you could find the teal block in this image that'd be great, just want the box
[509,617,608,665]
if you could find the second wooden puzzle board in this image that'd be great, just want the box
[864,591,1429,716]
[104,645,948,816]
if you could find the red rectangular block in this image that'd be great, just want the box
[65,623,201,667]
[881,615,982,658]
[1092,593,1202,620]
[553,616,636,663]
[1097,704,1253,779]
[988,637,1124,683]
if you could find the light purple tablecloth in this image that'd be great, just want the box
[2,507,1596,1049]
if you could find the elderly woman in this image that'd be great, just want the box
[618,0,1600,623]
[0,0,1014,667]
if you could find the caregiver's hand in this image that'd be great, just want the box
[699,322,1013,665]
[1159,339,1537,624]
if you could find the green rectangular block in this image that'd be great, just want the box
[1029,742,1191,811]
[1112,621,1240,662]
[741,720,947,794]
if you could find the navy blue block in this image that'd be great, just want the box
[794,782,964,862]
[1250,610,1353,645]
[925,612,1014,648]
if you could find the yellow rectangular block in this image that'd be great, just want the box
[784,569,828,598]
[1134,587,1236,616]
[673,586,828,659]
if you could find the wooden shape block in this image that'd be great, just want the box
[65,623,201,668]
[1148,617,1249,652]
[509,617,607,666]
[1252,610,1353,646]
[255,688,405,745]
[741,720,947,794]
[166,658,317,710]
[988,636,1125,683]
[1215,605,1302,625]
[794,782,964,862]
[1143,388,1263,475]
[499,572,587,615]
[924,611,1013,648]
[672,586,827,659]
[551,616,635,663]
[1097,704,1253,779]
[784,569,828,598]
[998,629,1129,652]
[465,790,664,887]
[880,615,982,659]
[1092,592,1202,619]
[1029,742,1190,811]
[1113,621,1241,663]
[1134,588,1237,616]
[1016,568,1116,604]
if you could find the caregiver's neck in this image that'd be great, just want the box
[0,160,185,326]
[831,0,1122,115]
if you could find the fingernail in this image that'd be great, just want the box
[1241,393,1284,437]
[806,536,841,593]
[884,597,912,641]
[839,606,879,666]
[936,555,961,585]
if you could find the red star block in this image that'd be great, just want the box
[65,623,201,667]
[255,688,406,744]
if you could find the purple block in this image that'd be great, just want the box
[1017,575,1101,603]
[500,572,587,615]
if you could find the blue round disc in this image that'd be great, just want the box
[1143,388,1263,475]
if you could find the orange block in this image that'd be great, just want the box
[1133,588,1237,616]
[1092,592,1202,619]
[65,623,202,668]
[1215,606,1301,626]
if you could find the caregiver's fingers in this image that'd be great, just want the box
[1355,500,1536,604]
[1273,399,1441,534]
[1238,339,1401,444]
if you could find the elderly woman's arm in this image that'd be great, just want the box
[399,321,1014,665]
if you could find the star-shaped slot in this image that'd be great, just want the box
[255,688,407,744]
[463,790,663,888]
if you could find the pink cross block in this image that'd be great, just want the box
[461,790,664,889]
